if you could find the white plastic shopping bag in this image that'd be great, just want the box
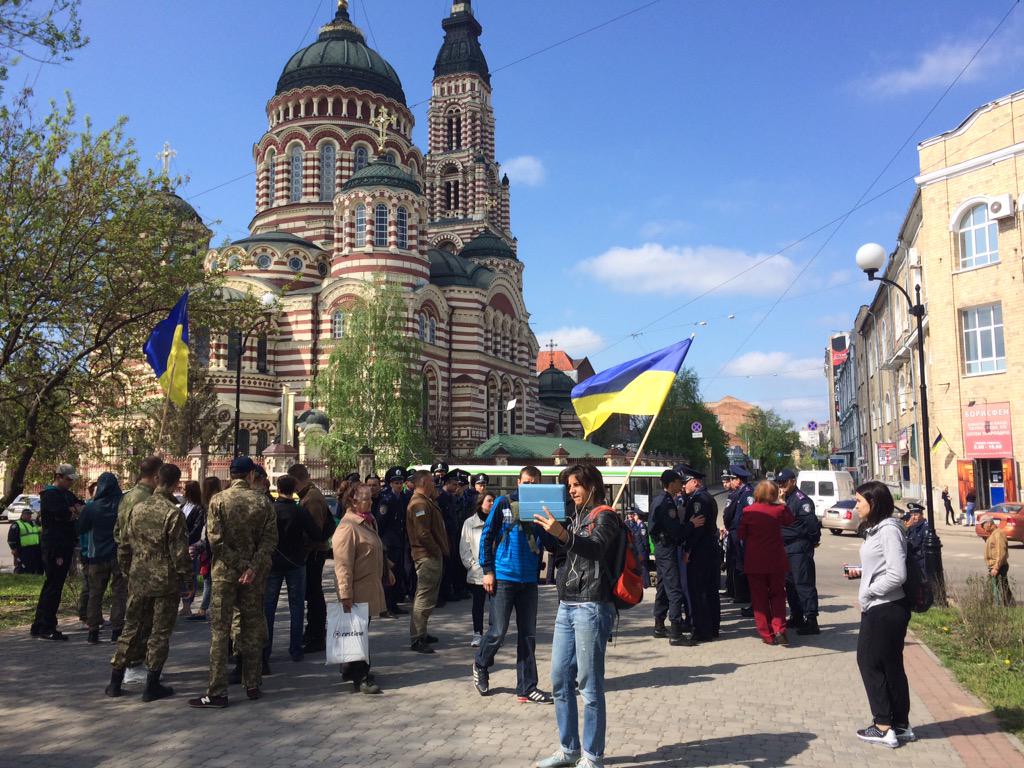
[326,602,369,664]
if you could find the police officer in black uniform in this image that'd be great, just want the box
[431,461,450,489]
[722,464,755,617]
[465,472,487,512]
[376,466,410,616]
[437,469,468,601]
[649,470,687,642]
[677,464,718,645]
[777,469,821,635]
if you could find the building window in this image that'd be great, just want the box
[319,144,336,202]
[374,204,388,247]
[396,206,408,249]
[256,334,268,373]
[884,393,892,424]
[417,313,426,341]
[289,146,302,203]
[332,310,345,340]
[958,203,999,270]
[318,261,329,278]
[444,180,459,212]
[355,204,366,247]
[354,146,369,172]
[266,151,276,203]
[226,330,242,370]
[288,256,304,272]
[386,152,396,164]
[256,429,269,456]
[446,112,462,151]
[256,253,272,270]
[236,428,250,457]
[428,316,436,344]
[194,327,210,367]
[962,303,1006,374]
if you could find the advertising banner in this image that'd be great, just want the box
[962,402,1013,459]
[876,442,897,467]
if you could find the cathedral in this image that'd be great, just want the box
[196,0,555,458]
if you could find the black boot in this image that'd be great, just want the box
[797,616,820,636]
[105,667,125,698]
[653,618,666,638]
[88,629,100,645]
[141,670,174,702]
[228,657,242,685]
[667,620,683,642]
[110,628,121,643]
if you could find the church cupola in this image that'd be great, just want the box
[434,1,490,85]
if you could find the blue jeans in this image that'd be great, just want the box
[965,503,976,526]
[264,566,307,660]
[474,580,539,696]
[551,601,616,764]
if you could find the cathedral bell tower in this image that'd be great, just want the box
[425,1,512,253]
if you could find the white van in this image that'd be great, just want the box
[797,470,855,517]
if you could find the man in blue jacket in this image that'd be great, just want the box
[78,472,127,645]
[472,465,551,704]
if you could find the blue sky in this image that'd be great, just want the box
[19,0,1024,428]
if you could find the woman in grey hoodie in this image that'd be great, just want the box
[845,481,912,749]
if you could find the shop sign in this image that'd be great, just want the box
[876,442,897,466]
[962,402,1013,459]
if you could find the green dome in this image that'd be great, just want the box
[538,366,574,407]
[231,231,324,250]
[277,6,405,104]
[428,248,494,289]
[460,230,515,261]
[342,156,421,194]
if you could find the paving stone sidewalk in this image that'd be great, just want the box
[0,575,1015,768]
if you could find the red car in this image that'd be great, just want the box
[974,503,1024,543]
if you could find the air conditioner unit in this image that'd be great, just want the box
[988,194,1016,220]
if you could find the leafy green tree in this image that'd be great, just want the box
[0,0,86,88]
[140,352,232,457]
[637,369,728,472]
[311,280,431,471]
[738,407,801,474]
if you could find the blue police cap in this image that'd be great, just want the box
[385,466,406,483]
[673,463,705,481]
[660,469,682,486]
[906,502,925,514]
[230,456,257,475]
[728,464,751,480]
[431,461,449,474]
[472,473,489,486]
[776,468,797,483]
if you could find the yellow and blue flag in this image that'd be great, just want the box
[144,291,189,407]
[571,337,693,436]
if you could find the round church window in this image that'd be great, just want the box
[288,256,304,272]
[256,254,272,270]
[318,261,329,278]
[209,258,220,272]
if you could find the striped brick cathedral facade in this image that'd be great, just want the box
[198,1,540,458]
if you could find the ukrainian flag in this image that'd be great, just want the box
[571,338,693,436]
[144,291,189,407]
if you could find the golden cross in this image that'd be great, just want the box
[485,195,498,212]
[372,107,396,149]
[338,0,348,10]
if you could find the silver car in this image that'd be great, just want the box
[822,499,859,535]
[1,494,40,523]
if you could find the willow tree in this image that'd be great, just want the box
[311,280,430,470]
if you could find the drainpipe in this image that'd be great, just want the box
[447,306,454,458]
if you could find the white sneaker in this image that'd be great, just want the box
[123,666,148,685]
[856,724,898,748]
[471,633,482,647]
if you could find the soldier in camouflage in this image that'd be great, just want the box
[189,456,277,708]
[105,463,191,702]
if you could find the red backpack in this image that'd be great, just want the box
[588,505,644,609]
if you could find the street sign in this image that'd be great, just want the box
[807,420,818,431]
[691,421,703,439]
[692,431,703,439]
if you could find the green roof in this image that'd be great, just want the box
[473,435,608,460]
[460,230,515,261]
[342,156,421,194]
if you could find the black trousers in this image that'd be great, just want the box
[652,543,684,623]
[468,583,486,635]
[944,505,958,526]
[688,556,721,638]
[785,546,819,621]
[32,546,73,634]
[384,546,407,611]
[303,551,328,644]
[857,601,911,728]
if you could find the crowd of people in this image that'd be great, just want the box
[8,454,1017,764]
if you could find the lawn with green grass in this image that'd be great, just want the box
[0,573,86,631]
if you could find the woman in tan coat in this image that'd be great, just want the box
[332,483,393,694]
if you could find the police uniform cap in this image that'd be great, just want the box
[230,456,258,475]
[472,473,488,486]
[660,469,682,486]
[431,461,450,474]
[456,470,471,485]
[906,502,925,515]
[385,466,407,483]
[442,469,461,482]
[776,468,797,483]
[728,464,751,480]
[673,463,704,481]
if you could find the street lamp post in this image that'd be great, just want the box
[232,291,278,457]
[856,243,945,604]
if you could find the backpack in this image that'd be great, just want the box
[903,526,933,613]
[588,505,643,610]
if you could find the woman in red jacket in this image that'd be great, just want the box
[739,481,796,645]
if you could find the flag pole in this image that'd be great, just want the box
[611,407,663,510]
[156,358,176,453]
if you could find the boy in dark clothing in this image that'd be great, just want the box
[31,464,85,640]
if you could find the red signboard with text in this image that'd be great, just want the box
[962,402,1014,459]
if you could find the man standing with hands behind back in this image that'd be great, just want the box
[288,463,333,654]
[406,470,449,654]
[31,464,85,641]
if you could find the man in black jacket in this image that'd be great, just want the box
[777,469,821,635]
[677,464,716,645]
[376,467,410,616]
[31,464,85,640]
[649,470,688,642]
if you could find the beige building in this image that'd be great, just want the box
[912,90,1024,509]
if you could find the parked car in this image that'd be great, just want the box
[797,470,855,518]
[822,498,859,535]
[974,503,1024,544]
[0,494,40,522]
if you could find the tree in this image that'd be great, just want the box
[636,369,728,471]
[0,0,86,88]
[737,407,801,474]
[311,280,431,471]
[0,95,256,505]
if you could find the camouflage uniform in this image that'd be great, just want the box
[111,489,191,673]
[114,482,155,665]
[205,479,276,697]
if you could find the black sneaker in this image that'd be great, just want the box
[39,630,68,641]
[856,724,898,748]
[423,634,439,644]
[653,621,666,638]
[518,688,552,704]
[894,726,917,742]
[472,664,489,695]
[740,607,754,618]
[188,695,228,709]
[796,618,820,635]
[410,638,435,654]
[87,629,100,645]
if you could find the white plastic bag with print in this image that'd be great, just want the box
[326,602,369,664]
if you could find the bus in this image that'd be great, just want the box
[410,464,673,515]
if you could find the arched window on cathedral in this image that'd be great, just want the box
[194,327,210,367]
[289,146,302,203]
[256,334,268,373]
[319,144,336,202]
[374,204,389,247]
[447,111,463,151]
[429,316,436,345]
[332,310,345,340]
[444,180,460,213]
[226,330,242,371]
[266,151,276,204]
[236,428,250,457]
[354,146,369,172]
[421,377,431,435]
[255,429,269,456]
[396,207,408,249]
[417,313,426,341]
[355,205,366,247]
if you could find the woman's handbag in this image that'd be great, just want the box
[326,602,369,664]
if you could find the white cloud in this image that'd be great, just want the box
[501,155,545,187]
[535,326,605,357]
[723,351,823,380]
[581,243,797,296]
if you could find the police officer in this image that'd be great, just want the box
[903,501,929,567]
[650,470,687,642]
[465,472,487,512]
[722,464,755,616]
[777,469,821,636]
[377,467,411,616]
[431,461,450,489]
[677,464,719,644]
[105,463,191,702]
[438,470,468,601]
[189,456,277,708]
[8,506,43,574]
